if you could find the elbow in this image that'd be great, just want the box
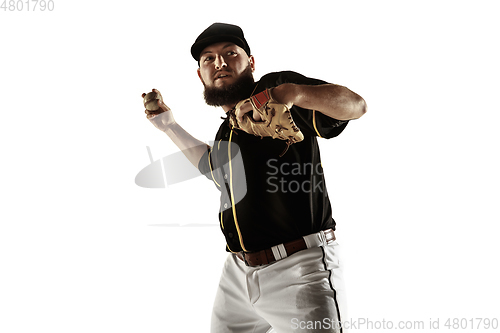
[351,97,367,119]
[359,98,368,117]
[335,97,366,120]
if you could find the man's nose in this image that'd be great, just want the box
[214,55,227,69]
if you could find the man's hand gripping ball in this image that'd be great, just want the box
[142,88,175,132]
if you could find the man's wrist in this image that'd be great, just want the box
[271,83,298,108]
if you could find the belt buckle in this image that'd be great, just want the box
[240,251,250,267]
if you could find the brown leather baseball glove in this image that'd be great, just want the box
[228,89,304,156]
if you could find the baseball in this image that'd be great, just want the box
[142,90,163,111]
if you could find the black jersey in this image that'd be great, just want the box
[198,71,349,252]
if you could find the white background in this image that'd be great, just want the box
[1,0,499,332]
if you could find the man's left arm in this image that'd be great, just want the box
[271,83,367,120]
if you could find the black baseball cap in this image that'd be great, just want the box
[191,23,251,62]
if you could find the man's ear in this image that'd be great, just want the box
[197,68,204,84]
[249,56,255,72]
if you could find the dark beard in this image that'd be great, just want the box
[203,65,256,107]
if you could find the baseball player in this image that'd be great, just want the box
[143,23,366,333]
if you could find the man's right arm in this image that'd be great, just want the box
[145,90,209,169]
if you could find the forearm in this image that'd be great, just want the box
[273,83,367,120]
[163,123,210,168]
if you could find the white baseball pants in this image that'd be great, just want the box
[210,231,346,333]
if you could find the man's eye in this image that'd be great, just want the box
[204,56,213,62]
[227,51,236,56]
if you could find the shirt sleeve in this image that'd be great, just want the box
[258,71,349,139]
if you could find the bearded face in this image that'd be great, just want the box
[202,64,256,107]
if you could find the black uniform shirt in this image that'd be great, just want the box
[198,71,349,253]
